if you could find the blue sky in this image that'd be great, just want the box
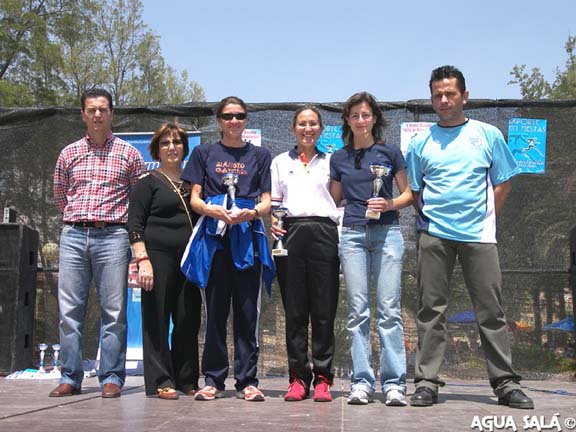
[141,0,575,103]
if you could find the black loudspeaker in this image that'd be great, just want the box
[0,224,39,374]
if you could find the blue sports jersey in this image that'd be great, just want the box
[405,119,519,243]
[181,141,271,198]
[330,143,405,227]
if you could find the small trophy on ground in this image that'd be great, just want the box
[222,173,240,215]
[38,343,49,373]
[51,343,61,372]
[365,163,392,220]
[271,206,288,257]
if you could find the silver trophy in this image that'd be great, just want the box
[51,343,61,372]
[38,343,49,373]
[365,163,392,220]
[222,173,240,215]
[271,207,288,257]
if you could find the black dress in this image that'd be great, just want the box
[127,171,201,396]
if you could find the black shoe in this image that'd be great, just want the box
[498,389,534,409]
[410,387,437,407]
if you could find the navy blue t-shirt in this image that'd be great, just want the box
[330,143,405,226]
[181,141,272,199]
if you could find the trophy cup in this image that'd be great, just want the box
[38,343,49,373]
[222,173,240,215]
[365,163,392,220]
[271,207,288,257]
[51,343,61,372]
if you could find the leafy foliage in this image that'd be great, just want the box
[0,0,204,106]
[509,35,576,99]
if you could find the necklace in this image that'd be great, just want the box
[156,170,194,230]
[158,168,183,190]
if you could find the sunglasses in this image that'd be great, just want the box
[354,149,365,169]
[219,112,247,121]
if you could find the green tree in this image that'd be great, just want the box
[509,35,576,99]
[0,0,95,105]
[97,0,145,106]
[0,0,205,106]
[128,32,205,105]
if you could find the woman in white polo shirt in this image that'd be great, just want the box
[270,106,340,403]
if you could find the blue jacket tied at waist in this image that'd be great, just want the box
[180,194,275,294]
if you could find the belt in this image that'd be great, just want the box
[65,221,125,229]
[284,216,338,227]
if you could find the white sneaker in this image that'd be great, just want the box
[236,385,265,401]
[194,385,222,401]
[347,388,374,405]
[385,388,407,406]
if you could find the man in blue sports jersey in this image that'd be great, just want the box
[405,65,534,409]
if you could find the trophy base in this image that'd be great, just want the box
[365,209,381,220]
[272,248,288,257]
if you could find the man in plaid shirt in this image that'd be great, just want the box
[49,89,146,399]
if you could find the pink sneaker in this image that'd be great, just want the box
[313,377,332,402]
[194,385,222,401]
[237,385,265,401]
[284,379,307,401]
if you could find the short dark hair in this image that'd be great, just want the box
[81,88,113,111]
[148,123,189,162]
[429,65,466,94]
[215,96,247,118]
[292,105,323,129]
[341,91,387,148]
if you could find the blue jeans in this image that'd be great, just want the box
[57,225,130,388]
[339,224,407,393]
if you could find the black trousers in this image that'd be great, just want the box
[275,217,340,388]
[141,248,201,396]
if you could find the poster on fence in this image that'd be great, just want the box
[400,122,434,156]
[316,125,345,154]
[242,129,262,146]
[507,118,547,174]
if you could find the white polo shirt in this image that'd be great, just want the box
[271,148,339,223]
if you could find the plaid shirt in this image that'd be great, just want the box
[53,132,146,223]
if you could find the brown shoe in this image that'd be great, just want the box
[49,383,81,397]
[183,389,197,397]
[158,387,179,400]
[102,383,122,398]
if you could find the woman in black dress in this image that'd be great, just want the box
[128,123,201,399]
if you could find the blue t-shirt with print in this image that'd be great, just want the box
[405,119,519,243]
[330,143,406,227]
[181,141,272,199]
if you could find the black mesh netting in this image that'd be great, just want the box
[1,99,575,379]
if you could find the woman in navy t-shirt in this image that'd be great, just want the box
[330,92,412,406]
[181,96,272,402]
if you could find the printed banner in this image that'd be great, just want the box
[316,125,345,154]
[400,122,434,156]
[507,118,547,174]
[117,131,201,171]
[242,129,262,146]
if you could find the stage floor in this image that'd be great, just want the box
[1,376,575,431]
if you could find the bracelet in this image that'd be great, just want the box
[135,256,150,264]
[253,207,260,219]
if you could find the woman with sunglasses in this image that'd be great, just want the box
[270,106,340,402]
[128,123,201,400]
[330,92,412,406]
[180,96,274,402]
